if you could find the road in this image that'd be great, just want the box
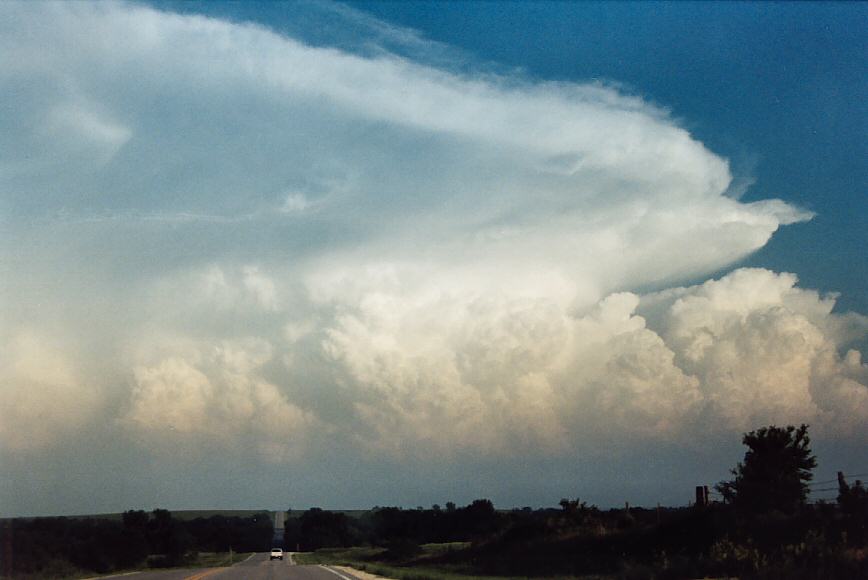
[103,553,370,580]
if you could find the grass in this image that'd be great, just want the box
[419,542,471,553]
[294,545,585,580]
[295,546,384,565]
[192,551,256,567]
[64,552,256,579]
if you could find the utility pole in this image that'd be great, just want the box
[695,485,709,508]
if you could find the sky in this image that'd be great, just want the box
[1,1,866,517]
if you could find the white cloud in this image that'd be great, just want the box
[320,268,866,456]
[124,337,315,462]
[0,332,102,451]
[0,1,863,476]
[42,100,132,164]
[640,269,868,435]
[242,266,279,311]
[280,193,313,213]
[147,264,284,319]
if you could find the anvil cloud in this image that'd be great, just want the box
[0,1,865,514]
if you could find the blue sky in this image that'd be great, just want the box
[1,1,865,516]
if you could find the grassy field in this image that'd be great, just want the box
[68,552,256,579]
[295,545,592,580]
[193,551,256,567]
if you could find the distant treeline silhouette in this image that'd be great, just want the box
[284,498,502,552]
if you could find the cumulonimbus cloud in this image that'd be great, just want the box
[320,267,868,456]
[0,1,864,467]
[124,336,317,462]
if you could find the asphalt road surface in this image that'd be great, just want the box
[106,553,369,580]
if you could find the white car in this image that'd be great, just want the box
[270,548,284,561]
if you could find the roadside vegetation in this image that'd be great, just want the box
[0,510,270,578]
[296,546,531,580]
[294,544,534,580]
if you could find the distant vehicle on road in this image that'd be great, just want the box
[270,547,284,560]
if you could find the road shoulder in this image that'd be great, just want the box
[327,565,392,580]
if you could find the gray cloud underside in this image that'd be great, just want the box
[1,1,865,503]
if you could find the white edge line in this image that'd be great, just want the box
[319,565,358,580]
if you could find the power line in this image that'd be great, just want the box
[808,472,868,487]
[809,479,839,486]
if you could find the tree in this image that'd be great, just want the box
[147,509,191,565]
[298,508,354,550]
[837,475,868,545]
[716,424,816,514]
[559,497,595,524]
[458,499,499,537]
[122,510,149,531]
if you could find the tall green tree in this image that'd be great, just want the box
[717,424,816,514]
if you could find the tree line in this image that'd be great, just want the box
[283,498,502,553]
[1,509,273,578]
